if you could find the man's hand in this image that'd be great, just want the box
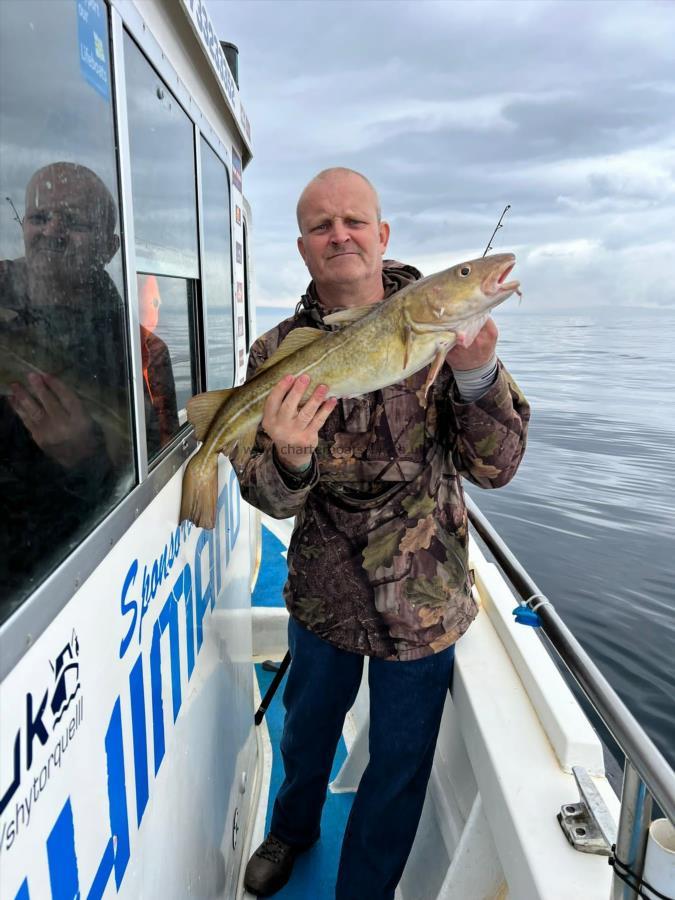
[262,373,337,472]
[9,372,100,469]
[446,317,498,371]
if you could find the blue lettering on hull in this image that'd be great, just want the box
[129,655,149,826]
[46,799,78,899]
[15,477,241,897]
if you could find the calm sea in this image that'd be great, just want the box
[467,306,675,772]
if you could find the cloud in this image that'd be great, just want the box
[212,0,675,313]
[528,239,602,263]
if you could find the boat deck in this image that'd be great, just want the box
[247,524,356,898]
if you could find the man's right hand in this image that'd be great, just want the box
[262,373,337,472]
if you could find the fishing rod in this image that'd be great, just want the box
[5,196,23,228]
[482,204,511,257]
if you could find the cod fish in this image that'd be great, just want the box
[180,253,521,528]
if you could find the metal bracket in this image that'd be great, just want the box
[557,766,618,856]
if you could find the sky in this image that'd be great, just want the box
[210,0,675,331]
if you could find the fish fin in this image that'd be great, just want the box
[323,307,372,326]
[417,349,447,408]
[187,389,235,441]
[403,323,413,368]
[180,449,219,529]
[230,424,259,467]
[256,327,324,374]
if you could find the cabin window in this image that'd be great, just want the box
[0,0,136,625]
[123,32,199,279]
[124,32,200,459]
[199,137,235,390]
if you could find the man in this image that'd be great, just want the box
[240,168,530,898]
[0,162,177,620]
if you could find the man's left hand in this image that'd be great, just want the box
[445,317,498,371]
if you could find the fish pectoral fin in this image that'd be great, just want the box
[403,323,413,368]
[187,389,235,441]
[230,424,259,467]
[256,327,324,374]
[323,307,372,327]
[417,349,448,408]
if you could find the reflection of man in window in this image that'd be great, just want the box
[138,273,179,452]
[0,162,176,615]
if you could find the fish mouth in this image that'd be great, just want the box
[482,257,520,298]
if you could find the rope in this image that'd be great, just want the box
[524,592,554,612]
[609,845,675,900]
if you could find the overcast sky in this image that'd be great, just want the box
[210,0,675,328]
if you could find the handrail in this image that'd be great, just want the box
[465,493,675,826]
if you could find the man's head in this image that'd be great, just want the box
[23,162,120,291]
[296,168,390,298]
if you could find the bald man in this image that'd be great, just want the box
[240,168,530,898]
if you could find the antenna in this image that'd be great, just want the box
[482,204,510,257]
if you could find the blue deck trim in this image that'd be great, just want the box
[253,524,355,896]
[252,527,288,608]
[255,664,354,898]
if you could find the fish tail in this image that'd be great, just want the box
[179,449,219,529]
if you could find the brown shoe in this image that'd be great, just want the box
[244,833,303,896]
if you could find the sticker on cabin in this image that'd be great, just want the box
[236,242,242,264]
[77,0,111,101]
[0,629,85,854]
[232,149,242,192]
[236,282,243,304]
[239,349,245,368]
[237,316,244,337]
[235,205,241,226]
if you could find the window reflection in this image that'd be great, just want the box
[0,3,135,625]
[200,138,235,389]
[137,274,178,456]
[124,32,199,278]
[137,274,196,460]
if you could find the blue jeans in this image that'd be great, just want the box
[270,617,455,900]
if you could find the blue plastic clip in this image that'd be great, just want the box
[512,605,543,627]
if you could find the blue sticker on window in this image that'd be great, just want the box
[76,0,110,101]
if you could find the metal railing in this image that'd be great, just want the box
[465,494,675,900]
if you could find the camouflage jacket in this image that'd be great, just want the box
[236,261,531,661]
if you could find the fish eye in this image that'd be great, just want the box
[459,265,471,277]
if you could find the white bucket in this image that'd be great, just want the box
[642,818,675,900]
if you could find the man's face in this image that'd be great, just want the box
[23,165,118,290]
[297,173,389,290]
